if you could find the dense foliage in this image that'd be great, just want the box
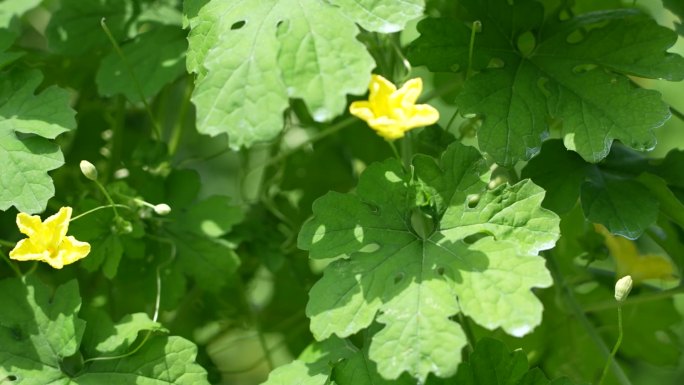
[1,1,684,384]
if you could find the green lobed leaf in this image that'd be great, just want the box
[74,336,209,385]
[0,277,210,385]
[454,338,586,385]
[522,140,667,238]
[165,171,243,292]
[0,70,76,214]
[299,142,559,381]
[46,0,129,56]
[0,276,85,384]
[186,0,377,148]
[96,25,188,102]
[408,1,684,165]
[0,0,41,29]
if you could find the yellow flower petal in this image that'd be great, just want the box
[350,74,439,141]
[9,206,90,269]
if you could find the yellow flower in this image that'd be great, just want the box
[349,74,439,140]
[595,225,678,283]
[9,207,90,269]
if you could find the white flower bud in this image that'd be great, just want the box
[614,275,633,303]
[79,160,98,181]
[153,203,171,215]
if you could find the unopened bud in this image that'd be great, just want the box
[80,160,98,181]
[614,275,633,303]
[153,203,171,215]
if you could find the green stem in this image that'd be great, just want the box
[70,204,131,222]
[598,306,624,385]
[583,285,684,312]
[94,180,120,218]
[466,21,481,79]
[0,239,15,248]
[0,249,22,277]
[388,140,402,164]
[100,18,161,140]
[235,275,275,372]
[546,253,632,385]
[168,78,193,157]
[671,105,684,123]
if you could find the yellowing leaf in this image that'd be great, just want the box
[595,225,678,283]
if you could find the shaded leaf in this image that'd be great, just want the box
[408,2,683,165]
[97,25,187,102]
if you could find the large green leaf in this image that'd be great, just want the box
[186,0,421,148]
[96,25,187,102]
[298,143,559,381]
[0,70,75,214]
[0,277,210,385]
[408,1,684,165]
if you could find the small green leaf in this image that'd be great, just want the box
[84,312,166,356]
[0,70,76,213]
[262,337,356,385]
[186,0,376,148]
[455,338,586,385]
[299,142,558,381]
[97,25,188,102]
[75,336,209,385]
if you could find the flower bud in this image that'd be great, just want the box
[153,203,171,216]
[614,275,633,303]
[80,160,98,181]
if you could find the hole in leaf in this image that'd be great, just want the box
[572,63,598,73]
[566,29,584,44]
[364,202,380,215]
[230,20,246,30]
[276,19,290,36]
[7,375,18,381]
[394,272,404,284]
[11,326,22,341]
[466,194,480,208]
[359,243,380,253]
[487,57,504,68]
[516,31,536,57]
[537,77,551,98]
[436,266,446,276]
[463,232,492,245]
